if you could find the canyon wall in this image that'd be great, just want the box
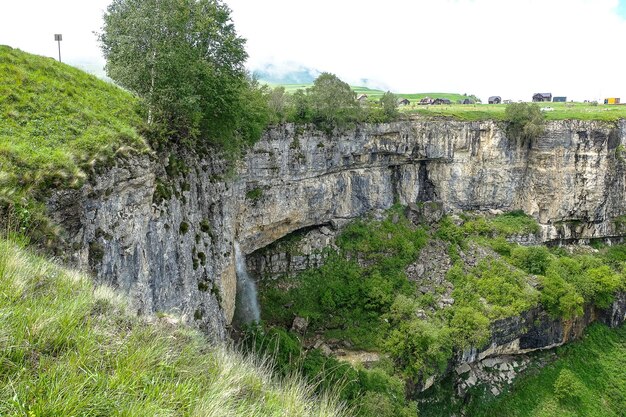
[47,118,626,338]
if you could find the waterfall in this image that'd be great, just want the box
[233,242,260,325]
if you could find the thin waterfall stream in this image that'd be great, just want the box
[233,242,260,325]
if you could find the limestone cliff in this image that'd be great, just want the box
[47,118,626,338]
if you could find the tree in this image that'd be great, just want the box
[267,86,288,123]
[99,0,259,146]
[540,269,584,319]
[307,73,359,130]
[379,91,399,120]
[504,102,546,141]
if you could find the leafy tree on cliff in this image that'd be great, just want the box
[99,0,267,148]
[379,91,399,119]
[504,102,546,141]
[307,73,359,130]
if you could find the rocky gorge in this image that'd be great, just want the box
[46,117,626,359]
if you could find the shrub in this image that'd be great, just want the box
[540,269,585,319]
[246,187,263,201]
[510,245,552,275]
[586,266,623,309]
[554,368,585,402]
[449,306,491,349]
[384,318,453,379]
[504,102,546,141]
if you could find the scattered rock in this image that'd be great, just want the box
[450,214,464,226]
[466,373,477,387]
[419,285,432,294]
[319,226,332,236]
[159,315,180,326]
[481,357,504,368]
[319,343,333,356]
[330,218,350,230]
[405,201,444,226]
[291,316,309,334]
[423,375,437,391]
[456,363,471,375]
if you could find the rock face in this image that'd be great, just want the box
[440,293,626,398]
[246,224,338,281]
[47,118,626,338]
[461,294,626,365]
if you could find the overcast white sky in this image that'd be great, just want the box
[1,0,625,102]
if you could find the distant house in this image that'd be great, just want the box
[461,98,475,105]
[419,97,434,105]
[356,94,368,103]
[532,93,552,102]
[553,96,567,103]
[503,99,512,104]
[397,98,410,106]
[604,98,621,105]
[433,98,451,105]
[488,96,501,104]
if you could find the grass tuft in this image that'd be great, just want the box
[0,238,346,416]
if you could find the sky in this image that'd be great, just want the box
[1,0,625,102]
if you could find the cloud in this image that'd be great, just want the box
[0,0,109,70]
[1,0,624,102]
[252,61,321,84]
[226,0,626,101]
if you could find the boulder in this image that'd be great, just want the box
[291,316,309,334]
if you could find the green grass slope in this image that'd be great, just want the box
[0,45,147,241]
[0,238,346,416]
[422,323,626,417]
[402,102,626,122]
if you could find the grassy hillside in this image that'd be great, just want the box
[402,101,626,122]
[0,45,147,242]
[0,237,346,416]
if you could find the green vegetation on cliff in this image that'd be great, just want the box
[255,207,626,417]
[422,323,626,417]
[0,238,345,416]
[0,45,147,244]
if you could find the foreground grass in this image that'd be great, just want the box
[0,45,147,241]
[0,238,345,416]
